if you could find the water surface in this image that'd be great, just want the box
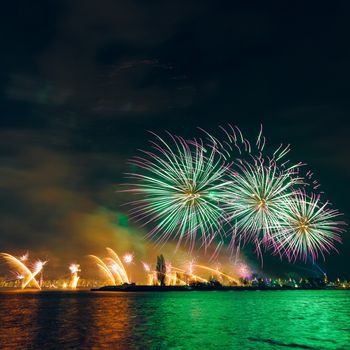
[0,290,349,349]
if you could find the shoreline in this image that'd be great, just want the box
[1,286,349,293]
[91,285,350,292]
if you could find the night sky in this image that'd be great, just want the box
[0,2,349,279]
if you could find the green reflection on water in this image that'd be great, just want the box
[134,291,350,349]
[0,290,349,349]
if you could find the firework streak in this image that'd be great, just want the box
[125,133,231,249]
[125,126,345,262]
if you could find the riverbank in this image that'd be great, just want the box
[91,284,350,292]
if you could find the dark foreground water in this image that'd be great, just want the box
[0,290,349,349]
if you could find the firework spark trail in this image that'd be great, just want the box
[125,132,231,249]
[125,125,345,262]
[88,255,116,285]
[89,248,130,285]
[199,124,319,258]
[193,264,239,284]
[69,264,80,289]
[106,248,130,283]
[272,191,345,262]
[69,264,80,274]
[19,252,28,262]
[235,262,252,279]
[209,241,224,262]
[142,261,151,272]
[0,253,43,289]
[223,158,303,251]
[200,124,291,167]
[23,260,46,288]
[170,266,208,283]
[165,273,187,285]
[104,258,124,284]
[141,263,188,285]
[123,253,134,264]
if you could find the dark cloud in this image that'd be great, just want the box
[0,1,349,278]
